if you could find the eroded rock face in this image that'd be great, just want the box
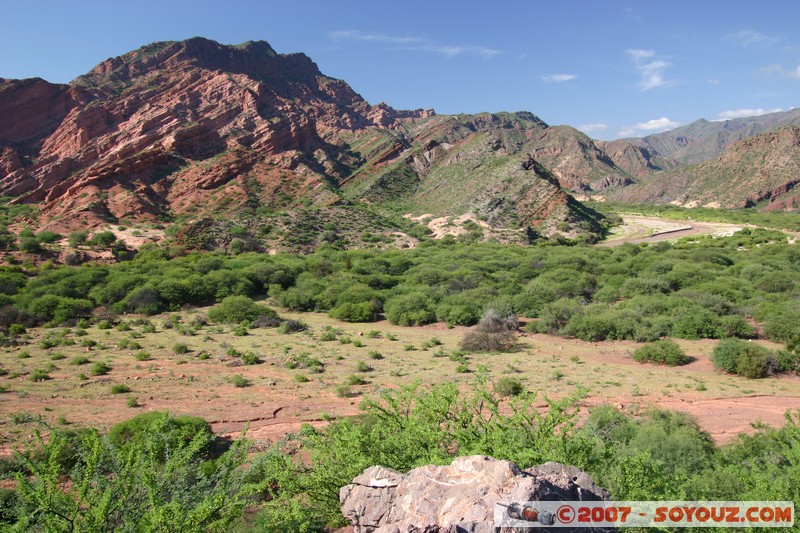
[339,455,614,533]
[0,38,431,230]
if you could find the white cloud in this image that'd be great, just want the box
[756,63,800,79]
[541,73,577,83]
[329,31,425,45]
[576,123,608,134]
[329,30,502,58]
[618,116,680,137]
[714,107,784,121]
[404,44,502,58]
[626,49,672,90]
[707,79,720,85]
[731,29,779,47]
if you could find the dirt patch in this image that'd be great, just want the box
[599,216,743,246]
[0,312,797,454]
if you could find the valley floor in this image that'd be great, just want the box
[1,309,798,453]
[599,215,744,246]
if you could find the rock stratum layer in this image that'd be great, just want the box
[3,36,797,243]
[0,38,609,239]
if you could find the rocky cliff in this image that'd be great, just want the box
[0,37,613,243]
[0,38,433,232]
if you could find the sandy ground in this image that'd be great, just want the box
[599,216,744,246]
[1,311,798,454]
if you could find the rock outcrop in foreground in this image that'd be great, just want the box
[340,455,614,532]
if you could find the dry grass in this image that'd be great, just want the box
[0,308,797,451]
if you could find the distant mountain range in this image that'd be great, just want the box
[0,37,797,250]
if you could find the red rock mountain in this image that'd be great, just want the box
[0,38,434,230]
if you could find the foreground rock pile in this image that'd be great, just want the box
[340,455,614,532]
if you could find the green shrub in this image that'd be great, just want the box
[285,353,324,373]
[111,384,132,394]
[89,231,117,248]
[632,340,689,366]
[334,384,356,398]
[735,346,770,379]
[90,362,110,376]
[208,296,277,324]
[384,292,436,326]
[172,343,189,355]
[356,361,372,372]
[229,374,250,388]
[711,339,774,378]
[241,352,261,365]
[329,301,378,322]
[68,230,89,248]
[495,377,524,397]
[108,411,212,458]
[345,374,367,386]
[29,369,50,382]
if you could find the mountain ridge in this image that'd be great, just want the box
[0,36,797,254]
[0,37,612,248]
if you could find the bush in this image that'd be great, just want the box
[345,374,367,386]
[36,231,62,244]
[208,296,277,324]
[495,377,524,397]
[29,369,50,382]
[711,339,775,378]
[111,384,132,394]
[89,231,117,248]
[279,319,307,334]
[229,374,251,388]
[460,310,517,353]
[108,411,212,458]
[18,237,42,254]
[90,362,110,376]
[632,340,689,366]
[329,301,379,322]
[68,230,89,248]
[241,352,261,365]
[384,292,436,326]
[172,343,189,355]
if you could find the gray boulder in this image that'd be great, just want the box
[340,455,614,532]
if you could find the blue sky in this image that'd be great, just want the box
[1,0,798,140]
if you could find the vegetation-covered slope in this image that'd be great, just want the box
[607,125,800,209]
